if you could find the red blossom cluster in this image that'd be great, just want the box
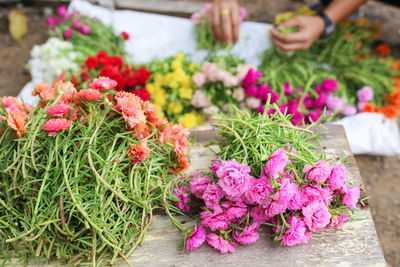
[78,51,152,101]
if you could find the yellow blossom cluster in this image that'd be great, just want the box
[146,53,203,128]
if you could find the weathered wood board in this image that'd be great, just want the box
[7,125,385,266]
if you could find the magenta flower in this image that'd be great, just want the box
[302,200,331,231]
[190,173,212,198]
[326,95,344,110]
[244,177,272,205]
[258,105,265,114]
[263,149,288,179]
[250,205,271,224]
[322,79,338,93]
[341,105,357,116]
[315,85,323,94]
[206,234,237,254]
[202,183,224,210]
[234,222,260,245]
[257,83,271,101]
[315,92,328,108]
[186,224,206,251]
[287,99,298,113]
[216,159,252,202]
[63,28,72,39]
[291,111,304,126]
[306,111,319,123]
[263,178,298,217]
[57,6,67,18]
[279,104,288,114]
[340,184,360,209]
[221,202,248,221]
[302,184,333,206]
[210,156,222,175]
[173,185,190,213]
[80,24,91,35]
[200,210,230,231]
[287,184,305,210]
[72,18,82,29]
[303,160,332,184]
[284,82,293,95]
[242,68,262,88]
[268,90,280,104]
[357,86,374,102]
[327,164,346,190]
[245,85,258,96]
[46,16,59,26]
[280,214,312,246]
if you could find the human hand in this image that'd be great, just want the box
[207,0,240,43]
[269,16,325,51]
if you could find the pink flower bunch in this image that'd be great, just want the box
[191,3,246,25]
[176,147,361,252]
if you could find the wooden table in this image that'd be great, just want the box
[125,125,386,267]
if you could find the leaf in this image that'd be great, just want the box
[8,9,27,41]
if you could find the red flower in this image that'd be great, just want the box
[121,31,130,40]
[135,66,152,85]
[126,75,138,88]
[99,66,119,78]
[80,71,90,82]
[70,75,78,87]
[112,73,126,91]
[109,56,124,70]
[85,56,99,69]
[132,88,151,101]
[96,51,110,65]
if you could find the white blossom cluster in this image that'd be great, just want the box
[28,38,83,84]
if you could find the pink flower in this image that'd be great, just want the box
[72,18,82,29]
[210,156,222,175]
[315,92,328,108]
[202,183,224,210]
[77,89,102,101]
[63,28,72,39]
[242,68,262,88]
[303,160,332,184]
[245,177,272,205]
[57,6,67,17]
[190,12,203,25]
[328,212,349,228]
[186,224,206,251]
[341,105,357,116]
[322,79,338,93]
[257,83,271,101]
[291,111,304,126]
[89,77,117,91]
[268,90,280,104]
[216,160,252,202]
[46,17,59,26]
[245,97,261,110]
[263,178,298,217]
[302,200,331,231]
[193,72,206,87]
[302,184,333,206]
[306,111,319,123]
[281,214,312,246]
[340,184,360,209]
[245,85,258,96]
[287,184,305,210]
[174,185,190,212]
[206,234,237,254]
[250,205,271,224]
[43,118,71,136]
[190,173,212,198]
[234,222,260,245]
[80,24,91,35]
[358,102,365,112]
[357,86,374,102]
[284,82,293,95]
[263,149,288,179]
[46,104,74,117]
[326,95,344,110]
[239,7,247,22]
[221,202,248,221]
[200,210,230,231]
[191,90,210,108]
[327,164,346,190]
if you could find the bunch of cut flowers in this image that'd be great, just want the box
[146,53,204,128]
[67,51,152,101]
[191,3,246,51]
[261,7,398,108]
[191,55,252,120]
[163,102,363,253]
[46,5,128,57]
[0,76,190,265]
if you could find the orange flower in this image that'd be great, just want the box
[387,91,400,108]
[116,93,146,131]
[127,140,151,163]
[363,102,376,113]
[6,110,27,138]
[354,41,362,51]
[33,82,51,96]
[344,33,353,41]
[394,80,400,90]
[376,43,391,56]
[378,105,399,119]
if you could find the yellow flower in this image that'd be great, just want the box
[171,59,182,70]
[154,73,164,85]
[189,63,201,73]
[179,112,198,129]
[179,87,193,99]
[153,89,167,107]
[168,102,183,114]
[176,52,185,61]
[169,80,179,89]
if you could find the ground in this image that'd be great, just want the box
[0,1,399,266]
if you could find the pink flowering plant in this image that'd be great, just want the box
[47,5,127,56]
[191,3,246,50]
[163,102,365,253]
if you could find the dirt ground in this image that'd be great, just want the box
[0,1,399,266]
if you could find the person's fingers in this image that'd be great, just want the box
[272,36,311,51]
[221,5,233,43]
[278,16,304,29]
[230,4,240,43]
[210,5,222,41]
